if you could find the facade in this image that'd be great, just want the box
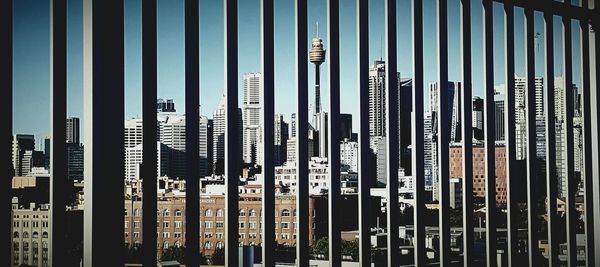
[124,142,170,181]
[369,60,387,137]
[340,140,358,172]
[124,194,326,258]
[274,114,289,166]
[242,73,262,165]
[212,94,243,175]
[274,158,358,194]
[472,97,484,140]
[66,144,84,180]
[12,134,36,176]
[66,117,80,145]
[159,114,210,178]
[157,98,176,113]
[449,144,507,205]
[11,202,50,267]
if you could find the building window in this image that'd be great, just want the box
[216,209,224,217]
[13,232,19,238]
[281,209,290,217]
[249,221,257,229]
[239,222,245,229]
[163,209,170,217]
[204,209,213,217]
[239,209,246,217]
[216,222,224,228]
[249,209,257,217]
[204,241,213,249]
[281,222,290,229]
[175,209,182,217]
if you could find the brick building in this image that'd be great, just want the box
[449,144,507,205]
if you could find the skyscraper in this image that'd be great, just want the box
[274,114,289,166]
[213,94,242,175]
[160,114,210,178]
[124,142,169,181]
[124,118,144,149]
[494,85,506,142]
[369,60,387,138]
[66,117,80,144]
[472,97,484,140]
[428,81,462,142]
[12,134,35,176]
[242,72,262,165]
[339,113,353,141]
[157,98,176,113]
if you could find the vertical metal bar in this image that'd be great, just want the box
[543,7,559,267]
[460,0,474,264]
[185,0,200,265]
[261,0,276,265]
[385,0,399,265]
[224,0,240,265]
[482,0,497,266]
[50,0,67,265]
[411,0,426,265]
[588,0,600,263]
[579,1,596,266]
[141,0,158,265]
[503,1,518,265]
[327,0,341,265]
[590,0,600,264]
[83,0,125,265]
[295,0,309,264]
[436,0,450,265]
[561,3,577,266]
[524,4,539,267]
[357,0,371,264]
[0,0,12,264]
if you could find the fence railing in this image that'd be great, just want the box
[2,0,599,266]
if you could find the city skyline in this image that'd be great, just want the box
[13,0,585,141]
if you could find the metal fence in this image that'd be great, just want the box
[2,0,600,266]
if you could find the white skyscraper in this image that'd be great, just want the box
[242,73,262,165]
[369,60,387,138]
[213,94,242,175]
[125,142,169,181]
[340,140,359,172]
[159,114,210,178]
[124,119,143,149]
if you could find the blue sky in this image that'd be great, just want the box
[13,0,583,146]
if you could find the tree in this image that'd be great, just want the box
[211,247,225,265]
[313,237,328,257]
[124,243,143,263]
[161,246,186,263]
[341,240,359,261]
